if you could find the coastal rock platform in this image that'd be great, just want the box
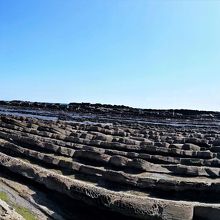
[0,101,220,219]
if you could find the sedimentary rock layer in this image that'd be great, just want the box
[0,102,220,219]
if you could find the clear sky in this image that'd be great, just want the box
[0,1,220,110]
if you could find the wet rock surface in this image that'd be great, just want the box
[0,101,220,219]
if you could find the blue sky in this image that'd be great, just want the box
[0,0,220,110]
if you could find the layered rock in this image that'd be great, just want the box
[0,102,220,219]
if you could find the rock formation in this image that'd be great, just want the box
[0,101,220,219]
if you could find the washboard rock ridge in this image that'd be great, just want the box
[0,100,220,220]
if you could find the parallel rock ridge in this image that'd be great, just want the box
[0,101,220,219]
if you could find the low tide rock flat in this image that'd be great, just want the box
[0,101,220,220]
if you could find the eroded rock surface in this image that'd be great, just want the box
[0,199,25,220]
[0,101,220,219]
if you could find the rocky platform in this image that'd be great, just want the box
[0,101,220,220]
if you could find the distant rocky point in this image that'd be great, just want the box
[0,100,219,119]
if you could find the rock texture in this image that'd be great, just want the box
[0,101,220,219]
[0,199,24,220]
